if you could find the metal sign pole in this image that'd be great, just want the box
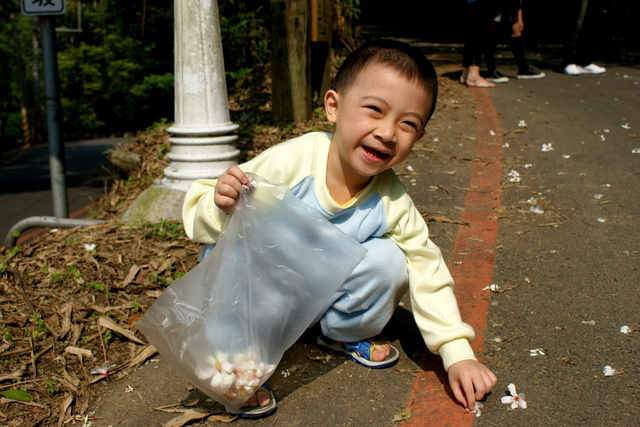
[40,15,68,218]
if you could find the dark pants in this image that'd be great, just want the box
[484,2,529,74]
[463,0,495,67]
[563,0,595,66]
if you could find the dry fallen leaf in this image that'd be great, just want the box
[207,412,238,423]
[392,407,413,422]
[126,344,157,370]
[97,316,145,345]
[163,409,215,427]
[65,346,93,363]
[422,215,470,226]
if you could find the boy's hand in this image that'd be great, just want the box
[447,360,498,410]
[214,166,250,214]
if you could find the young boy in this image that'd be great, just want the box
[182,39,497,417]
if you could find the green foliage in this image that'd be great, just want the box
[0,389,34,402]
[3,327,13,341]
[50,265,82,285]
[0,0,175,145]
[102,328,113,344]
[31,314,49,340]
[0,0,273,145]
[219,0,271,97]
[138,219,186,240]
[85,282,107,293]
[56,7,174,140]
[44,379,60,395]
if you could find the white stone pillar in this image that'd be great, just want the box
[162,0,239,192]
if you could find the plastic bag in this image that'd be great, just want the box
[136,174,366,410]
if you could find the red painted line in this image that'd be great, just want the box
[403,88,503,426]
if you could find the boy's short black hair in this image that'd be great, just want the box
[332,39,439,124]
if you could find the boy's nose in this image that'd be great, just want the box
[373,120,396,142]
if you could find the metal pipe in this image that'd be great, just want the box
[40,16,69,218]
[4,216,105,248]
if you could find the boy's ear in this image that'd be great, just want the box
[324,89,339,123]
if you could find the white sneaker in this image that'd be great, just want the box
[577,63,606,74]
[564,64,581,76]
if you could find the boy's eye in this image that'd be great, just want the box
[366,105,382,113]
[402,121,419,130]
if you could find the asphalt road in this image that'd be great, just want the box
[0,137,128,245]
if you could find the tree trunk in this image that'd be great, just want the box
[271,0,311,122]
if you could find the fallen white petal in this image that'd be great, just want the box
[517,394,527,409]
[501,396,514,404]
[471,401,483,417]
[529,348,546,356]
[529,206,544,215]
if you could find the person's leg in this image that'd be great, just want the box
[484,23,499,75]
[510,35,528,72]
[462,0,496,87]
[485,4,512,83]
[563,0,588,74]
[512,32,545,79]
[317,236,408,344]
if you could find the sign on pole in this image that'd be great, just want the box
[22,0,66,16]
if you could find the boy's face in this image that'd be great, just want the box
[325,63,433,185]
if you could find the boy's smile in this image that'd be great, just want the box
[325,63,433,202]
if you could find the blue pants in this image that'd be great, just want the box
[201,235,409,343]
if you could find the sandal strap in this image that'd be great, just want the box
[341,338,390,362]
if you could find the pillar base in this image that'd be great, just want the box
[121,183,186,224]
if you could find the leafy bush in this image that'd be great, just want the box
[0,0,274,145]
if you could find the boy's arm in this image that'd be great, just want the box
[183,178,230,243]
[183,133,329,243]
[388,195,497,408]
[388,194,475,369]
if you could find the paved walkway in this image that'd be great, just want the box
[0,137,128,245]
[4,46,638,426]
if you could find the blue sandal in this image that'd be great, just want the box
[228,382,277,419]
[317,333,399,369]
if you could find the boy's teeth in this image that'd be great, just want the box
[365,146,387,159]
